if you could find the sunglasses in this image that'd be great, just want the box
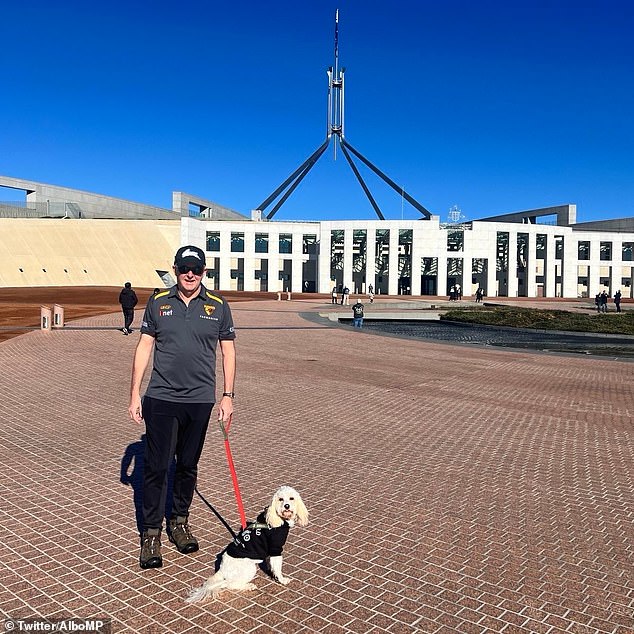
[177,264,204,276]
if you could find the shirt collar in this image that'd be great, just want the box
[169,284,208,302]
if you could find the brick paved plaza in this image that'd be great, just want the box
[1,299,633,633]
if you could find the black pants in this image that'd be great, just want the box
[142,396,214,530]
[122,308,135,331]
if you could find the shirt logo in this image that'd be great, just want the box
[159,304,173,317]
[203,304,216,316]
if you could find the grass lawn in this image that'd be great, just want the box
[440,306,634,336]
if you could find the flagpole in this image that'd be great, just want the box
[334,9,339,77]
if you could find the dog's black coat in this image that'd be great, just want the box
[226,510,290,560]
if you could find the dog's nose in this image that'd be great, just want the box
[284,503,290,510]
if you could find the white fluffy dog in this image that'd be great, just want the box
[186,486,308,602]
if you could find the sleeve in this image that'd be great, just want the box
[218,301,236,341]
[140,298,157,336]
[132,291,138,307]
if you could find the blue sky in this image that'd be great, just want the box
[2,0,633,223]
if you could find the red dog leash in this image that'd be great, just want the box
[219,415,247,530]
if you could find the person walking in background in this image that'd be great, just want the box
[600,290,609,312]
[128,245,236,569]
[331,286,338,304]
[614,289,622,313]
[119,282,138,335]
[342,285,350,306]
[351,298,364,328]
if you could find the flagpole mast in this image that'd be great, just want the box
[330,9,344,159]
[334,9,339,77]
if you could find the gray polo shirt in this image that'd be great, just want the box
[140,285,236,403]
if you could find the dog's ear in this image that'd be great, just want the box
[294,492,309,527]
[265,501,283,528]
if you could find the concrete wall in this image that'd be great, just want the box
[0,175,178,220]
[172,192,248,221]
[0,219,180,287]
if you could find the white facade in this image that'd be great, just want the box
[2,176,632,296]
[182,215,634,299]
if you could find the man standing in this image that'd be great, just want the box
[128,245,236,569]
[119,282,138,335]
[614,289,622,313]
[351,298,364,328]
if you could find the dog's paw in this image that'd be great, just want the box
[276,576,291,585]
[245,583,257,591]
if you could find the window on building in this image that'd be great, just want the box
[399,229,413,254]
[279,233,292,254]
[375,229,390,276]
[330,230,344,277]
[517,233,528,270]
[577,265,589,298]
[231,232,244,253]
[422,257,438,275]
[447,229,464,252]
[578,241,590,260]
[354,230,367,251]
[623,242,633,262]
[600,241,612,261]
[398,230,412,293]
[447,258,463,276]
[555,236,564,260]
[255,233,269,253]
[206,231,220,252]
[353,230,367,273]
[496,232,509,272]
[303,234,317,254]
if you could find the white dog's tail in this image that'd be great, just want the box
[185,572,226,603]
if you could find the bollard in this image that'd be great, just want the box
[287,291,291,301]
[53,304,65,328]
[41,306,52,332]
[277,292,282,301]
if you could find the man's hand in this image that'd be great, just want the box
[217,395,234,422]
[129,394,143,424]
[128,334,154,425]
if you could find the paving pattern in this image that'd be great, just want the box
[1,299,633,633]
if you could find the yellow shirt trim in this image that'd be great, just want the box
[205,291,224,304]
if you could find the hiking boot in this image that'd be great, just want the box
[139,529,162,569]
[168,516,199,554]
